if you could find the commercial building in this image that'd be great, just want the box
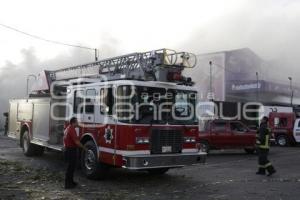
[184,48,300,121]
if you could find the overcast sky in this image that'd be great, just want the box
[0,0,234,66]
[0,0,299,81]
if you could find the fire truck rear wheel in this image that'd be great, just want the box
[147,168,169,175]
[81,140,108,179]
[22,130,36,156]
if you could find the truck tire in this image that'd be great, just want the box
[22,130,36,156]
[276,135,289,147]
[199,140,210,154]
[244,148,255,154]
[147,168,169,175]
[21,130,45,156]
[81,140,109,180]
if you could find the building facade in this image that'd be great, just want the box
[184,48,300,106]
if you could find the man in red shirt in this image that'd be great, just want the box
[63,117,86,189]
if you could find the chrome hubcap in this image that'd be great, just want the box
[85,149,96,170]
[201,143,208,152]
[278,137,286,146]
[23,132,28,152]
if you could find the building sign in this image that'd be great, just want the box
[231,82,261,91]
[228,80,264,93]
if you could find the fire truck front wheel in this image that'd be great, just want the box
[276,135,289,147]
[81,141,108,179]
[22,130,44,156]
[199,140,210,154]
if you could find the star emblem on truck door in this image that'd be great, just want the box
[104,126,113,144]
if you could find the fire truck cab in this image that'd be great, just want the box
[269,112,300,146]
[8,49,206,178]
[293,118,300,143]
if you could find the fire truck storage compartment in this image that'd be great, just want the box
[32,101,50,141]
[8,101,19,138]
[17,101,33,121]
[8,98,55,142]
[49,98,66,144]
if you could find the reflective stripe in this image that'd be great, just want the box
[99,147,199,156]
[256,133,260,145]
[259,135,270,149]
[265,162,272,168]
[99,147,150,155]
[258,162,272,168]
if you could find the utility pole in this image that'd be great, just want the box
[256,72,259,101]
[288,77,293,107]
[209,61,213,101]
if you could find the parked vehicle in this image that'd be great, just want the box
[269,112,300,146]
[198,119,256,154]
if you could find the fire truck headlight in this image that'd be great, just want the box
[136,137,150,144]
[184,137,196,143]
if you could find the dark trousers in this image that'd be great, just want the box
[65,147,77,185]
[257,148,275,173]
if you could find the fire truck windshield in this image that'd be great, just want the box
[115,85,197,125]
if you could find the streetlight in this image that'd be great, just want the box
[26,74,37,97]
[209,61,213,101]
[288,77,293,106]
[94,49,99,61]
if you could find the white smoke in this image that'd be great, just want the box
[178,0,300,84]
[0,41,121,129]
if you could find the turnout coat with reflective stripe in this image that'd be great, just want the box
[256,122,270,149]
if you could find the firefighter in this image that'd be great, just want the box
[256,116,276,176]
[63,117,86,189]
[3,112,8,136]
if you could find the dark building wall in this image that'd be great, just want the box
[185,48,300,106]
[223,48,300,105]
[225,48,264,82]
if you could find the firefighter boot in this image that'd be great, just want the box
[266,165,276,176]
[256,167,266,175]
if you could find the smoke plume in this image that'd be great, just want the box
[0,41,120,129]
[179,0,300,84]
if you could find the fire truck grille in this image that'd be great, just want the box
[150,129,183,154]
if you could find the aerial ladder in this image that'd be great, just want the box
[30,49,197,94]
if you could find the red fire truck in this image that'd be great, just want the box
[268,112,300,146]
[8,49,206,179]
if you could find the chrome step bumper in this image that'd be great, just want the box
[122,151,206,170]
